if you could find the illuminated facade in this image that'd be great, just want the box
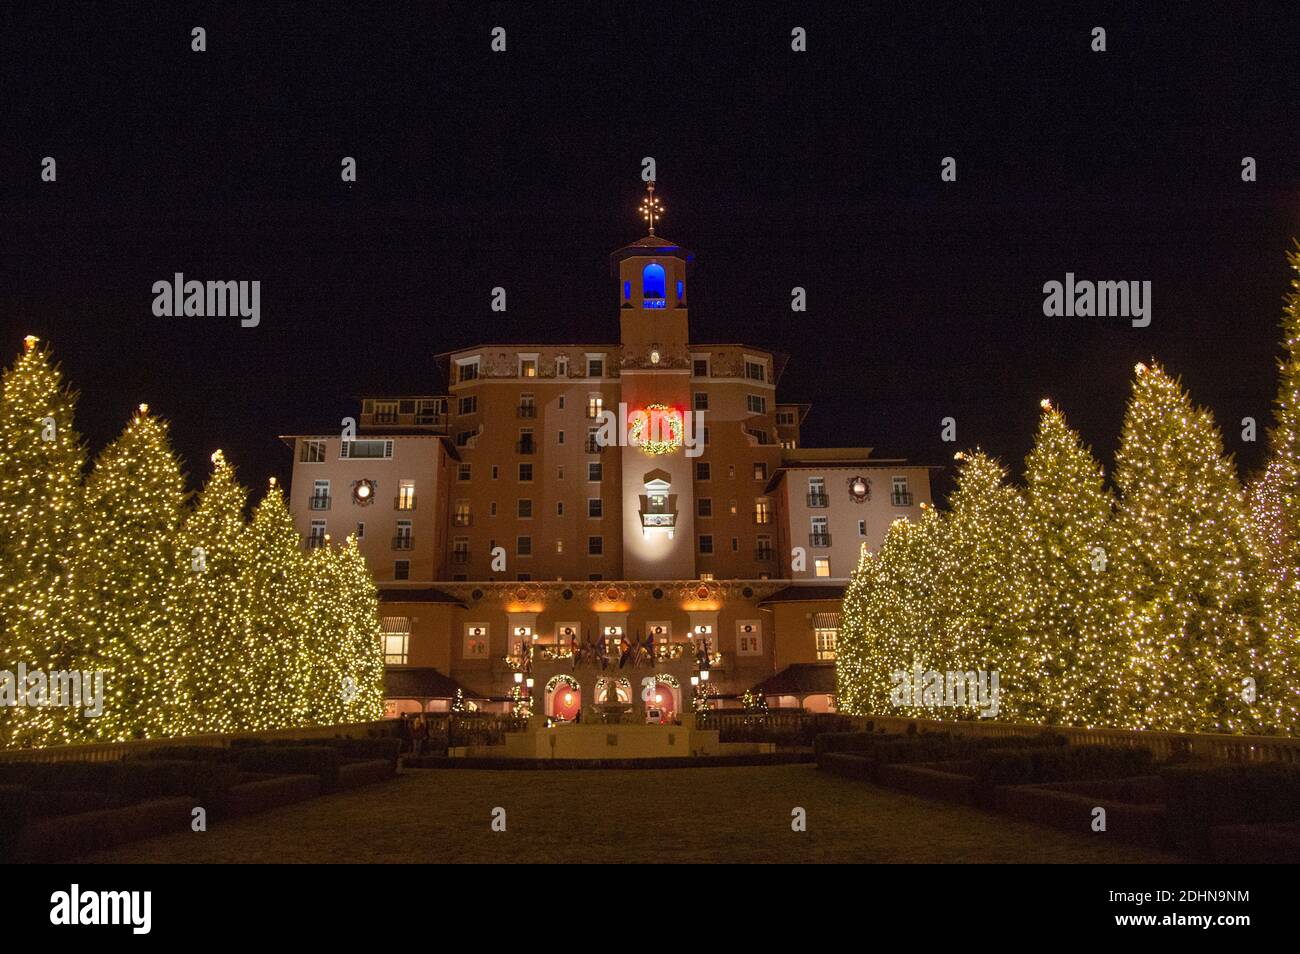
[282,184,934,717]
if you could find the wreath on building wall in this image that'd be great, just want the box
[352,479,377,506]
[545,674,580,694]
[629,404,684,455]
[847,475,871,503]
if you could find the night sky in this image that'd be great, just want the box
[3,3,1299,503]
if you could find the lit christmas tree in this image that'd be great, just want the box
[1112,362,1271,733]
[1018,400,1122,727]
[238,480,312,730]
[1261,242,1300,563]
[170,450,253,734]
[333,537,385,723]
[938,451,1032,720]
[0,338,86,747]
[73,405,187,740]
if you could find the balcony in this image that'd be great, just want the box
[305,535,327,549]
[452,513,472,527]
[395,496,417,511]
[309,495,331,511]
[809,532,832,547]
[516,438,536,455]
[392,536,414,551]
[517,405,537,419]
[641,513,675,529]
[806,493,829,508]
[584,439,603,454]
[414,413,445,427]
[755,547,775,561]
[452,550,470,564]
[892,491,914,506]
[373,412,399,425]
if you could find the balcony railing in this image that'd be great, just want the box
[309,495,331,511]
[517,405,537,418]
[452,513,472,527]
[516,438,536,454]
[806,493,829,508]
[584,439,603,454]
[755,547,775,561]
[892,491,914,506]
[641,513,675,529]
[395,496,417,511]
[305,535,327,549]
[809,532,832,547]
[373,413,398,425]
[392,536,414,551]
[452,550,470,564]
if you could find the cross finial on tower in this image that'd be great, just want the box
[640,180,663,235]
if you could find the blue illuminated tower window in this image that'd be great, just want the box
[642,263,666,308]
[624,281,631,301]
[676,280,684,300]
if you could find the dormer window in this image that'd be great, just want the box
[642,263,666,308]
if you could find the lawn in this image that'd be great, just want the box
[81,764,1181,864]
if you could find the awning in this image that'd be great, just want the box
[812,612,841,630]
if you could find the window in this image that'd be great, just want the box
[454,501,471,526]
[814,616,840,661]
[491,465,499,480]
[517,499,533,519]
[557,430,565,445]
[754,499,772,524]
[341,439,393,459]
[558,395,565,410]
[464,624,489,659]
[455,430,476,448]
[517,428,535,454]
[745,359,766,382]
[756,534,774,560]
[696,462,711,481]
[556,539,564,554]
[587,395,604,419]
[586,427,601,453]
[489,502,497,517]
[859,519,867,536]
[693,392,709,411]
[519,393,536,418]
[299,439,326,462]
[382,617,410,665]
[517,536,532,557]
[458,463,472,482]
[394,520,412,549]
[698,535,713,555]
[642,262,666,306]
[397,480,416,510]
[892,476,913,506]
[310,480,330,510]
[399,400,415,415]
[753,462,768,481]
[703,426,710,446]
[588,462,603,482]
[588,498,603,519]
[557,502,565,517]
[416,398,442,424]
[518,463,533,482]
[457,359,480,383]
[519,354,538,378]
[692,358,710,377]
[557,466,564,479]
[811,515,830,546]
[808,476,828,507]
[746,394,767,414]
[586,356,604,378]
[588,536,603,556]
[814,557,831,578]
[374,400,398,424]
[737,621,763,656]
[556,356,569,377]
[308,519,326,544]
[394,560,410,580]
[356,523,365,539]
[776,410,796,427]
[697,498,712,518]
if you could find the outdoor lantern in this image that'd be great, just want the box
[690,676,699,687]
[514,672,523,684]
[563,691,574,706]
[700,669,710,681]
[526,678,534,689]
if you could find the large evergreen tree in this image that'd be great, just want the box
[1019,401,1122,727]
[73,405,188,740]
[1112,362,1271,733]
[170,450,252,734]
[0,338,86,747]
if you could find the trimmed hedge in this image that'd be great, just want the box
[105,759,239,810]
[0,786,32,863]
[227,774,321,817]
[0,761,121,793]
[233,746,340,791]
[338,759,396,789]
[972,744,1153,789]
[1161,762,1300,857]
[133,745,231,763]
[16,797,193,863]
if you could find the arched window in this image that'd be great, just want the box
[642,263,666,308]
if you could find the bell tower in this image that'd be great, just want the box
[611,182,697,580]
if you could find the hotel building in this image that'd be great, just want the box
[282,184,934,720]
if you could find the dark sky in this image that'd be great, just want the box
[3,3,1299,502]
